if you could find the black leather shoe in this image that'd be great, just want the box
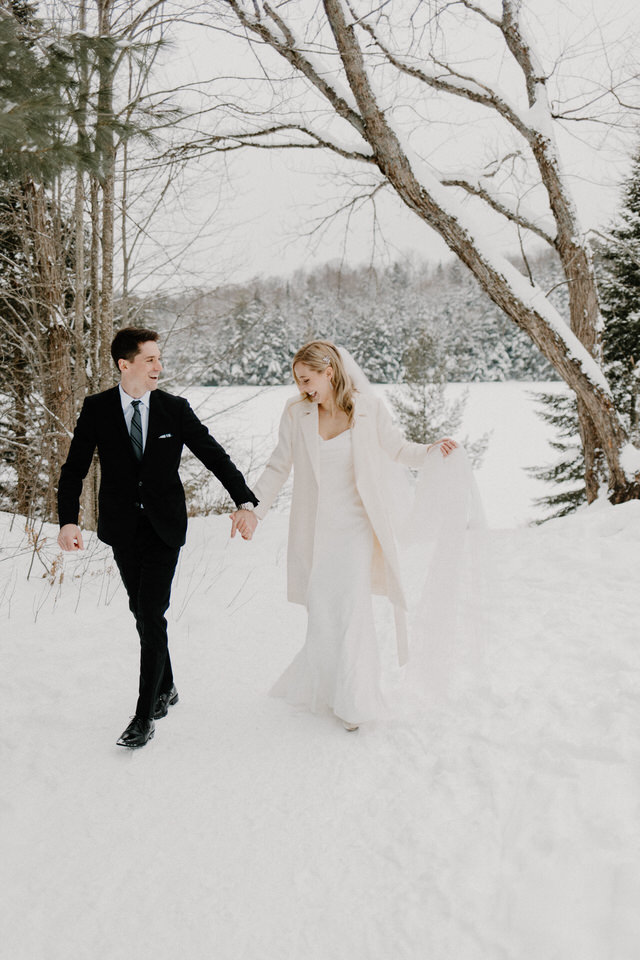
[153,684,179,720]
[116,715,155,748]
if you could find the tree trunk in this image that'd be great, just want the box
[96,0,116,390]
[100,160,115,388]
[499,0,620,499]
[513,86,606,499]
[73,0,88,406]
[13,351,34,517]
[22,180,74,519]
[121,137,129,324]
[556,242,603,501]
[73,170,87,403]
[89,174,100,379]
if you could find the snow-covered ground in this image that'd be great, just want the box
[2,382,639,960]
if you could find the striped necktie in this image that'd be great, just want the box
[130,399,143,461]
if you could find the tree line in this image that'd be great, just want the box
[157,250,562,388]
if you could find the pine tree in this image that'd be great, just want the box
[0,2,77,183]
[387,329,490,468]
[526,391,586,522]
[598,147,640,441]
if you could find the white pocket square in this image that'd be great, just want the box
[158,433,173,439]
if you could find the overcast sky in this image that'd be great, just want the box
[131,0,640,292]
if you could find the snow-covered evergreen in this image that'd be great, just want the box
[387,330,490,467]
[156,252,562,389]
[526,390,585,522]
[599,147,640,443]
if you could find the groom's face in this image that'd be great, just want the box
[119,340,163,397]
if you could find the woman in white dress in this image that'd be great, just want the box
[230,340,457,731]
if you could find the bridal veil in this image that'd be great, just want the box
[338,346,488,710]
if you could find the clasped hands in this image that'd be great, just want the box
[230,509,258,541]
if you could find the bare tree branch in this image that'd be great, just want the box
[440,177,555,246]
[219,0,368,138]
[458,0,501,28]
[356,16,535,143]
[163,122,375,163]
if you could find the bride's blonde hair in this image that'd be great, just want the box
[292,340,357,422]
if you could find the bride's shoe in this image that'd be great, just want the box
[342,720,359,732]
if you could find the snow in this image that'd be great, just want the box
[523,91,555,142]
[620,442,640,479]
[500,261,609,392]
[2,382,639,960]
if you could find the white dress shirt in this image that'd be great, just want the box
[119,385,151,451]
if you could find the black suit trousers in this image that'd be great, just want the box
[111,513,180,719]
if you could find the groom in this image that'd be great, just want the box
[57,327,258,749]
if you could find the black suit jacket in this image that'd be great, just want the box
[58,387,257,548]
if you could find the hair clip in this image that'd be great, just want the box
[322,356,331,363]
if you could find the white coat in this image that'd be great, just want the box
[253,392,431,665]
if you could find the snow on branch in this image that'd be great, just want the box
[499,257,610,395]
[500,0,557,140]
[501,0,549,105]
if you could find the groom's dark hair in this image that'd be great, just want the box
[111,327,160,368]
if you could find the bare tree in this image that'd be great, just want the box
[175,0,640,502]
[0,0,188,522]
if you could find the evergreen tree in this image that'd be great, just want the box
[526,391,586,523]
[348,307,403,383]
[387,330,490,469]
[598,147,640,441]
[0,1,77,182]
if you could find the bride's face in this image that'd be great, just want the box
[294,362,334,405]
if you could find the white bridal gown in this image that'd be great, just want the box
[270,428,387,725]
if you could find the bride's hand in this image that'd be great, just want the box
[434,437,458,458]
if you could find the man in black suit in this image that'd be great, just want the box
[57,327,258,749]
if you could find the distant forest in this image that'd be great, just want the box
[152,249,566,386]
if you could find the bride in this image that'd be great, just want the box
[230,340,458,731]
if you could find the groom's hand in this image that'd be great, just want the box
[230,510,258,541]
[58,523,85,551]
